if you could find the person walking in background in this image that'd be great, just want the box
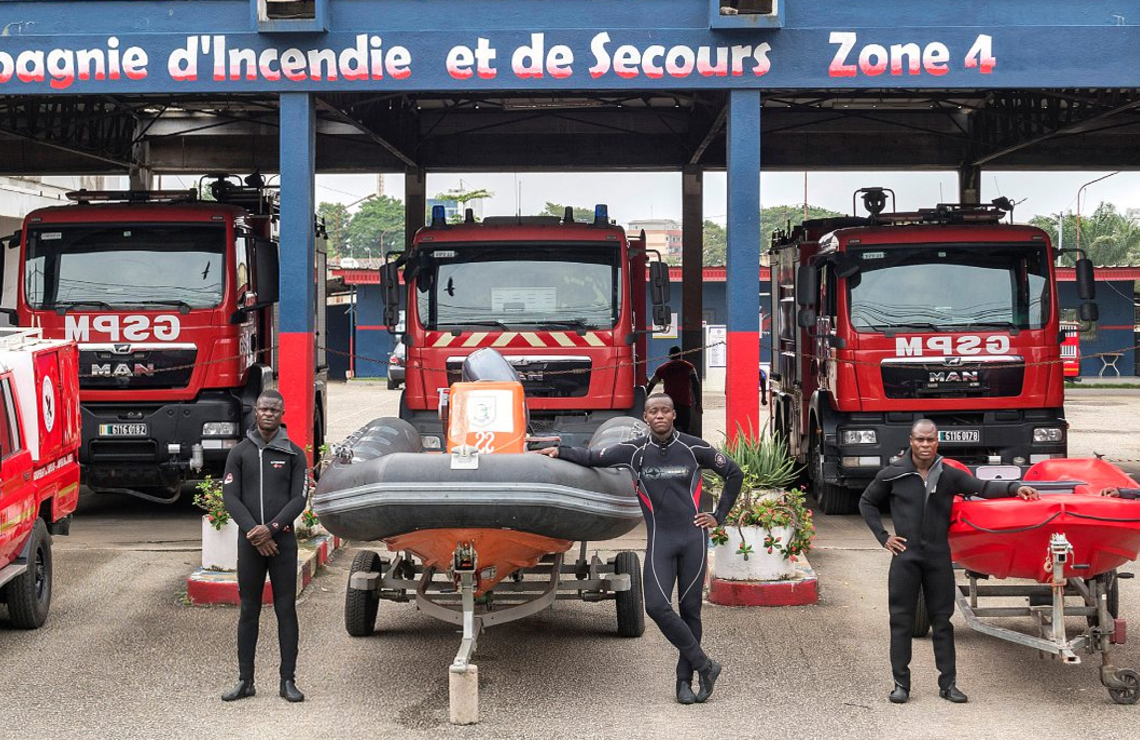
[647,346,701,433]
[859,418,1039,705]
[220,389,309,703]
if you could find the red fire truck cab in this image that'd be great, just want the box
[0,177,327,502]
[770,190,1099,514]
[0,328,81,628]
[382,205,670,448]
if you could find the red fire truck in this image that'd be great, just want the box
[380,205,670,448]
[0,327,80,628]
[0,176,327,502]
[770,189,1099,514]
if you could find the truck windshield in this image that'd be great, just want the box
[23,224,226,310]
[847,244,1051,332]
[414,243,621,330]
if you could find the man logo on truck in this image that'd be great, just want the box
[895,335,1011,357]
[92,363,155,378]
[65,314,181,342]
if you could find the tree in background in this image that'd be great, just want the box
[1029,203,1140,267]
[699,205,844,266]
[347,195,405,259]
[317,202,350,260]
[538,202,596,223]
[435,187,494,222]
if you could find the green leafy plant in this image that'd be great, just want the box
[708,427,814,561]
[193,475,231,531]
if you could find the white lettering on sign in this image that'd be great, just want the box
[895,335,1011,357]
[65,314,181,342]
[829,32,994,78]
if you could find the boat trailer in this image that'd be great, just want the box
[344,540,644,724]
[952,533,1139,704]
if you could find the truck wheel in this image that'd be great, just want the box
[912,587,931,637]
[387,376,398,391]
[810,434,856,515]
[4,519,53,629]
[345,550,382,637]
[614,551,645,638]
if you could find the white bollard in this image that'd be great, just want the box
[449,665,479,725]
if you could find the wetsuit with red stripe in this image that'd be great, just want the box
[559,430,743,679]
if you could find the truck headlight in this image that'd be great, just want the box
[202,422,239,437]
[1033,428,1064,443]
[841,430,877,445]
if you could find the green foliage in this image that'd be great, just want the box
[318,202,351,260]
[703,220,727,266]
[193,475,231,531]
[701,205,845,267]
[720,425,801,491]
[1029,203,1140,267]
[347,195,405,257]
[539,202,596,223]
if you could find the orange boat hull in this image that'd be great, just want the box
[385,528,574,594]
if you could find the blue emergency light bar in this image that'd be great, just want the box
[594,204,608,225]
[431,204,446,227]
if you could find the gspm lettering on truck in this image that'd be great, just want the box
[381,205,671,449]
[0,177,328,502]
[770,189,1099,514]
[0,328,81,629]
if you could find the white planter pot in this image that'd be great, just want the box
[201,517,239,571]
[712,524,796,581]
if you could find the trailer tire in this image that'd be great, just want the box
[912,587,931,638]
[1108,669,1140,705]
[4,519,53,629]
[614,551,645,638]
[345,550,382,637]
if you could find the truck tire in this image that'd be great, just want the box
[4,519,53,629]
[809,432,857,515]
[345,550,382,637]
[614,551,645,638]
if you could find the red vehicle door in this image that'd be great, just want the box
[0,373,35,565]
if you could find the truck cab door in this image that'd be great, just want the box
[0,230,19,326]
[0,373,34,564]
[812,266,834,390]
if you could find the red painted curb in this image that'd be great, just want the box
[707,575,819,607]
[187,533,342,606]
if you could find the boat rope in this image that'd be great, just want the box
[958,511,1062,534]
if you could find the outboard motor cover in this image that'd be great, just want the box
[461,347,521,383]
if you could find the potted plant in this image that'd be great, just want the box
[709,428,814,581]
[194,475,239,571]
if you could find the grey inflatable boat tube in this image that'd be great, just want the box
[313,416,649,543]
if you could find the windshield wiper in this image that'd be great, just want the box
[127,299,194,314]
[953,321,1021,335]
[875,322,946,336]
[49,300,114,314]
[448,319,511,330]
[516,319,594,333]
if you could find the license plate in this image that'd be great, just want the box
[938,429,980,444]
[98,423,148,437]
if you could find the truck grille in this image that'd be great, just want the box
[89,439,158,461]
[881,357,1024,399]
[79,345,198,390]
[446,355,592,398]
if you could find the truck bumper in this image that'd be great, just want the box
[80,392,243,490]
[830,409,1068,489]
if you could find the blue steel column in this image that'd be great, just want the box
[277,92,317,461]
[726,90,761,438]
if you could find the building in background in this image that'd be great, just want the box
[0,176,116,234]
[628,218,682,263]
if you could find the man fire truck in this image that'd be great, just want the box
[380,205,671,448]
[770,189,1099,514]
[0,327,80,629]
[0,175,327,502]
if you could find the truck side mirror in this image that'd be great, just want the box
[649,260,671,308]
[1075,257,1096,301]
[253,238,279,306]
[1079,301,1099,323]
[653,303,670,329]
[796,264,818,307]
[797,308,817,329]
[381,263,401,332]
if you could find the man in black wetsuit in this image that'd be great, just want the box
[220,389,309,703]
[537,393,743,704]
[859,418,1039,705]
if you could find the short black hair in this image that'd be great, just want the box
[669,345,682,356]
[910,418,936,435]
[257,389,285,406]
[646,392,674,408]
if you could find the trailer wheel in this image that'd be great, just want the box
[912,587,931,638]
[614,551,645,638]
[1108,669,1140,705]
[4,519,53,630]
[345,550,382,637]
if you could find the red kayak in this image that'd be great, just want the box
[949,458,1140,582]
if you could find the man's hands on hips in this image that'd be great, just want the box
[1016,486,1040,501]
[885,535,907,555]
[693,513,718,529]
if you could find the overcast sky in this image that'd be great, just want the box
[290,170,1140,228]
